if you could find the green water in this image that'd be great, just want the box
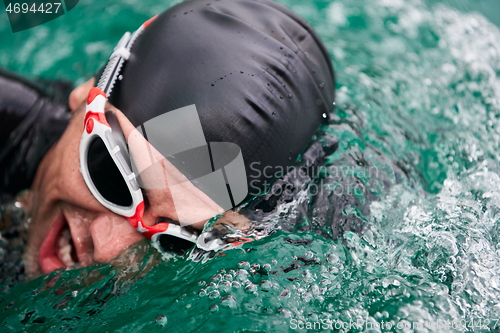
[2,0,500,332]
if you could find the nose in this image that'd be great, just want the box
[114,110,224,230]
[90,214,144,263]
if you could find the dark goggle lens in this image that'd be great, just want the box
[87,137,133,207]
[156,234,195,256]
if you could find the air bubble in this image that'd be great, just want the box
[155,315,167,326]
[208,290,220,299]
[279,309,293,318]
[238,261,250,268]
[211,274,222,282]
[245,283,258,293]
[221,295,237,308]
[250,263,260,274]
[261,280,273,292]
[209,305,219,312]
[220,281,231,293]
[280,289,290,297]
[326,253,338,263]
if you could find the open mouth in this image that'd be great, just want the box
[38,213,79,274]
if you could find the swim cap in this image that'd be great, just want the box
[108,0,335,198]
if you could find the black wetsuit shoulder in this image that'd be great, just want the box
[0,68,72,198]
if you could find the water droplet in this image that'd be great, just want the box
[211,274,222,282]
[198,289,207,297]
[319,82,325,89]
[198,280,206,286]
[118,75,123,80]
[232,281,242,288]
[221,295,237,308]
[261,280,273,292]
[262,263,271,272]
[288,94,292,99]
[235,269,249,281]
[320,279,331,286]
[211,83,215,86]
[279,309,292,318]
[245,283,257,293]
[209,305,219,312]
[322,113,327,118]
[155,315,167,326]
[220,281,231,293]
[326,253,338,263]
[272,111,277,116]
[238,261,249,268]
[184,12,188,14]
[220,77,223,80]
[279,96,283,99]
[208,290,220,299]
[240,71,244,74]
[280,47,283,50]
[280,289,290,297]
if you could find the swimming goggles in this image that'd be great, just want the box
[79,16,199,255]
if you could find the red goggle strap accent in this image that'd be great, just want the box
[85,87,109,130]
[127,201,145,229]
[142,15,158,29]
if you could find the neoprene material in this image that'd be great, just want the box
[108,0,335,193]
[0,69,72,196]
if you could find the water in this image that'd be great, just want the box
[2,0,500,331]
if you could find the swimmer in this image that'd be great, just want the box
[1,0,335,277]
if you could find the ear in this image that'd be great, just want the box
[69,78,95,111]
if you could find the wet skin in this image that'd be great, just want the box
[23,79,231,277]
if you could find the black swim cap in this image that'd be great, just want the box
[108,0,335,197]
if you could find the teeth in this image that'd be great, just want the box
[58,228,76,267]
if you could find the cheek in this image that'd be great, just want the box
[53,121,103,210]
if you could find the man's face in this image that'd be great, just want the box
[23,80,224,277]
